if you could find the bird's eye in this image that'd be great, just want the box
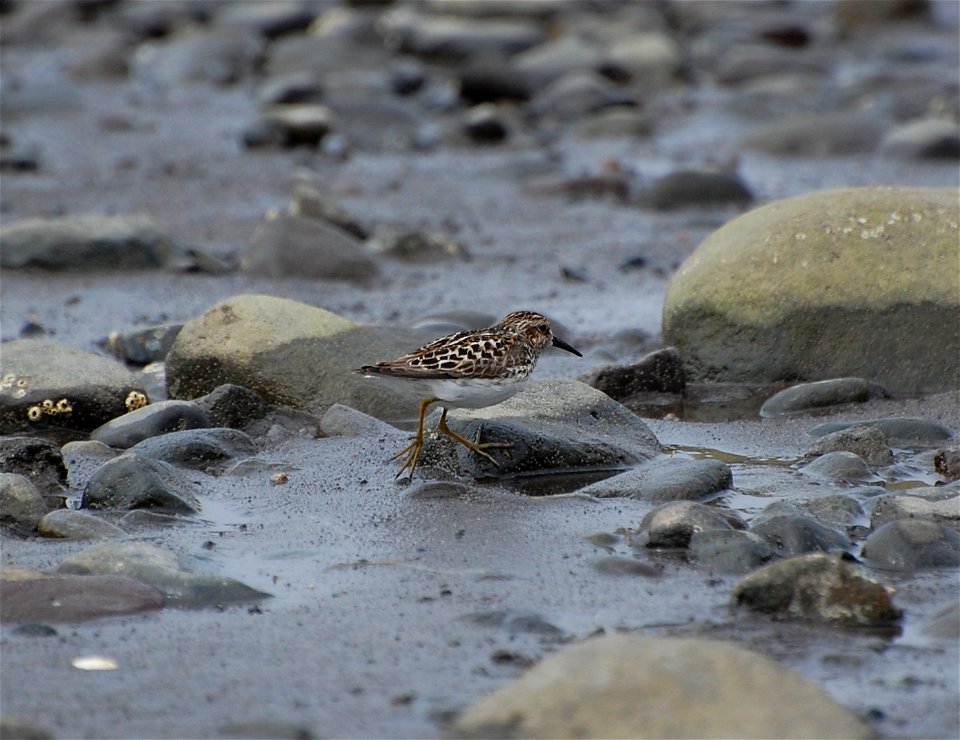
[537,323,549,333]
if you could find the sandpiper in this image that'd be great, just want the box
[355,311,582,479]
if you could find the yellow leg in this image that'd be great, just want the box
[437,409,512,467]
[392,397,437,479]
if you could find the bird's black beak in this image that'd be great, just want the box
[552,336,582,357]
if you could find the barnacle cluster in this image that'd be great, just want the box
[125,390,149,411]
[26,397,73,422]
[1,374,30,399]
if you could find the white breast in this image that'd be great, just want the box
[424,376,527,409]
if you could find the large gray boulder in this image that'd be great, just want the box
[663,187,959,393]
[450,634,873,739]
[165,294,428,421]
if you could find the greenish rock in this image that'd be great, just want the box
[0,339,146,436]
[0,473,47,533]
[662,187,960,393]
[57,542,270,608]
[449,634,874,739]
[165,294,430,422]
[38,509,126,539]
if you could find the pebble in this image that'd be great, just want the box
[82,453,201,513]
[731,553,900,626]
[750,513,851,557]
[458,59,532,103]
[289,182,368,239]
[101,323,183,366]
[511,33,603,88]
[0,473,47,534]
[365,231,470,262]
[257,103,335,147]
[801,494,867,531]
[462,103,509,144]
[466,609,562,636]
[193,384,270,430]
[591,556,660,578]
[934,447,960,481]
[637,500,742,548]
[38,509,126,539]
[861,519,960,569]
[255,71,325,106]
[0,436,68,497]
[804,425,893,467]
[689,529,777,573]
[580,456,732,502]
[638,170,753,211]
[133,27,264,86]
[57,542,269,608]
[741,111,889,155]
[760,377,874,418]
[880,118,960,160]
[801,451,884,486]
[91,400,212,449]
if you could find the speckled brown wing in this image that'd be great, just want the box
[357,328,532,380]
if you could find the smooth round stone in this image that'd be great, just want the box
[861,519,960,569]
[91,400,211,448]
[592,556,660,577]
[638,501,740,548]
[578,456,731,502]
[192,384,270,430]
[638,170,753,211]
[689,529,777,574]
[809,418,956,447]
[760,378,873,418]
[870,490,959,529]
[750,514,851,557]
[127,428,257,470]
[582,347,686,398]
[880,118,960,159]
[801,495,867,530]
[801,451,883,485]
[462,104,508,143]
[732,553,900,626]
[38,509,125,539]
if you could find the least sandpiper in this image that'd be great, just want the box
[356,311,582,479]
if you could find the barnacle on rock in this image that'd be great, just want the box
[41,399,55,413]
[27,405,43,421]
[55,398,73,414]
[125,390,149,411]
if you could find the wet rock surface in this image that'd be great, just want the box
[1,1,957,738]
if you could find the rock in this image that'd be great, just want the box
[0,473,47,534]
[0,339,147,437]
[0,139,41,172]
[801,495,868,531]
[419,380,660,479]
[192,384,270,429]
[582,347,686,398]
[319,404,401,438]
[365,231,469,262]
[638,170,753,211]
[0,568,163,623]
[809,417,955,447]
[165,294,430,421]
[805,425,893,467]
[750,514,852,556]
[760,378,875,418]
[742,112,889,155]
[637,501,742,548]
[0,214,184,270]
[714,45,825,85]
[255,71,325,106]
[577,456,731,502]
[512,33,604,88]
[861,519,960,569]
[801,451,884,485]
[462,103,509,144]
[591,556,660,578]
[91,400,211,448]
[256,104,335,147]
[466,609,562,635]
[732,553,901,626]
[870,490,960,529]
[289,182,368,239]
[243,214,377,282]
[82,453,200,513]
[662,187,960,393]
[0,715,54,740]
[127,428,257,471]
[935,446,960,481]
[880,118,960,159]
[603,32,681,89]
[132,27,264,86]
[379,8,545,60]
[449,634,873,739]
[38,509,125,539]
[57,542,270,608]
[689,529,777,573]
[923,601,960,640]
[0,436,67,497]
[101,323,183,365]
[681,381,780,422]
[458,59,532,103]
[219,1,315,39]
[529,71,625,120]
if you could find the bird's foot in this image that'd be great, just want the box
[391,436,425,479]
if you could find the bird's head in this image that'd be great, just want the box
[496,311,582,356]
